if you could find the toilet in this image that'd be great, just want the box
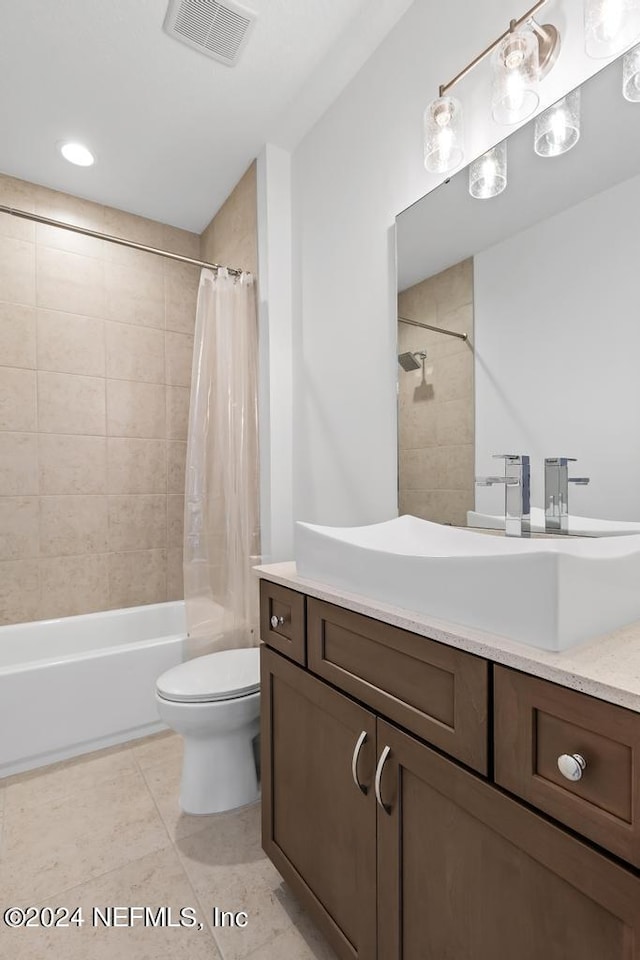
[155,647,260,815]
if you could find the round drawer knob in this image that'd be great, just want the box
[270,615,285,630]
[557,753,586,782]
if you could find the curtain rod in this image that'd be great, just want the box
[0,205,246,277]
[398,315,468,342]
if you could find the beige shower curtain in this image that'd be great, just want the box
[183,267,260,657]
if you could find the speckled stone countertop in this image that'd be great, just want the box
[254,561,640,714]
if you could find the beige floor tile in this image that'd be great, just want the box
[177,804,299,960]
[130,731,183,771]
[245,918,339,960]
[141,756,235,843]
[2,743,137,815]
[0,770,170,902]
[0,847,220,960]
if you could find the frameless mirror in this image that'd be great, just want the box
[396,51,640,536]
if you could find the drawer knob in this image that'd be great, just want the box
[557,753,586,782]
[270,615,285,630]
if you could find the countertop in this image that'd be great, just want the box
[254,561,640,714]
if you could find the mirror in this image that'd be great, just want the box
[396,52,640,536]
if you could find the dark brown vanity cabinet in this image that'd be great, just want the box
[260,581,640,960]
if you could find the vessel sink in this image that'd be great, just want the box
[467,506,640,537]
[295,515,640,651]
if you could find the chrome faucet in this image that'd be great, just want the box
[476,454,531,537]
[545,458,590,534]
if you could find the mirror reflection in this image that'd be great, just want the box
[396,52,640,536]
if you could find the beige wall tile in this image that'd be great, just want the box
[0,498,39,560]
[103,207,165,248]
[166,385,190,440]
[107,380,165,438]
[164,262,199,334]
[105,260,164,329]
[167,547,184,601]
[436,398,474,446]
[0,433,38,496]
[0,237,35,305]
[40,554,109,619]
[108,495,167,551]
[107,438,167,494]
[0,175,36,241]
[37,310,105,377]
[108,549,167,608]
[36,223,104,259]
[0,304,36,368]
[200,162,258,275]
[0,367,37,430]
[162,224,200,258]
[165,331,193,387]
[432,348,474,403]
[39,496,108,557]
[167,495,184,547]
[39,435,107,495]
[35,186,104,232]
[0,559,40,625]
[167,441,187,494]
[36,246,105,318]
[38,372,106,435]
[106,321,165,383]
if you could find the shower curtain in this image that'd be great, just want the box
[183,267,261,657]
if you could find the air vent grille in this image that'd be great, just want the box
[164,0,256,66]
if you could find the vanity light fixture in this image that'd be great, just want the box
[623,43,640,98]
[424,0,561,164]
[59,142,95,167]
[584,0,640,58]
[469,142,508,198]
[423,96,464,173]
[534,88,581,156]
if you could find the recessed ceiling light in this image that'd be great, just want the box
[59,142,95,167]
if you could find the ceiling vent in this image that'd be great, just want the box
[164,0,257,67]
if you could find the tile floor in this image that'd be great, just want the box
[0,732,338,959]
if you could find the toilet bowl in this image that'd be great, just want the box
[155,647,260,815]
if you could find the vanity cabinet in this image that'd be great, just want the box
[260,581,640,960]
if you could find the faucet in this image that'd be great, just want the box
[545,458,590,534]
[476,454,531,537]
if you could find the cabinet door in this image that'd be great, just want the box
[261,645,377,960]
[375,719,640,960]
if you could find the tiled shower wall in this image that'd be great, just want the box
[397,259,475,526]
[0,174,200,625]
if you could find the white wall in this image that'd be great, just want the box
[285,0,626,532]
[474,170,640,522]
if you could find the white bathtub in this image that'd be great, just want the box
[0,601,187,778]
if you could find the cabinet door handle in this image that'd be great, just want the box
[375,745,392,814]
[351,731,368,795]
[270,615,285,630]
[557,753,587,782]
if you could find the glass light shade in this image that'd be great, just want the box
[424,96,464,173]
[469,143,508,199]
[492,29,540,124]
[623,43,640,99]
[584,0,640,58]
[534,89,581,157]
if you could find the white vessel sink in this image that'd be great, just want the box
[468,506,640,537]
[295,515,640,651]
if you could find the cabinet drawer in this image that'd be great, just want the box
[307,598,489,774]
[260,580,306,666]
[494,666,640,868]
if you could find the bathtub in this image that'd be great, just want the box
[0,601,187,778]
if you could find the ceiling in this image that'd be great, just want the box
[397,53,640,290]
[0,0,413,232]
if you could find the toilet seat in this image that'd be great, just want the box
[156,647,260,704]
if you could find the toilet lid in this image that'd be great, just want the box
[156,647,260,703]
